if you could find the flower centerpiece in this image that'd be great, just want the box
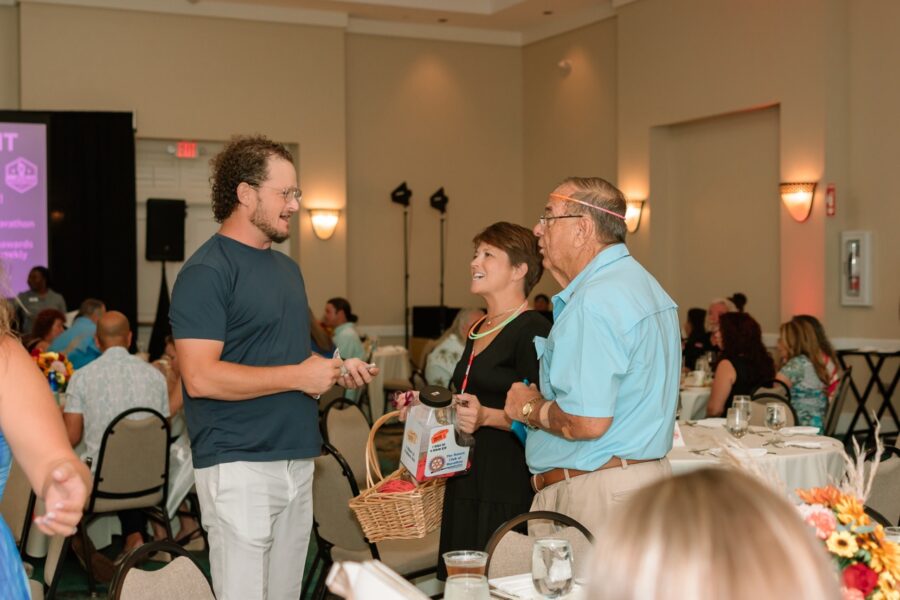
[31,349,74,392]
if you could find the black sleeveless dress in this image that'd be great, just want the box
[436,311,550,579]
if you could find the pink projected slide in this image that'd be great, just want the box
[0,122,48,295]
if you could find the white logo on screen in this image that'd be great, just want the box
[5,157,39,194]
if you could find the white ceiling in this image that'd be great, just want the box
[19,0,635,45]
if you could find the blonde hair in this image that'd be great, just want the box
[780,320,831,385]
[587,469,839,600]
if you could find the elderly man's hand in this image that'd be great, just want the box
[504,382,541,423]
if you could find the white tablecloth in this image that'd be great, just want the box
[668,425,846,495]
[368,346,411,421]
[679,387,711,420]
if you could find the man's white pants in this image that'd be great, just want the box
[194,459,314,600]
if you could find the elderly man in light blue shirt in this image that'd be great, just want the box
[504,177,681,535]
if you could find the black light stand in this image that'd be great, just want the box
[429,187,449,330]
[391,182,413,347]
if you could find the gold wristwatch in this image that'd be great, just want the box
[521,397,539,429]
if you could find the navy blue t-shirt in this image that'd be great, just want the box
[169,233,320,468]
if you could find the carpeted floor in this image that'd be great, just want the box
[25,424,404,599]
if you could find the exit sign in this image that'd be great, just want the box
[175,141,198,159]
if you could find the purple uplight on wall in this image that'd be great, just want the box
[0,122,48,295]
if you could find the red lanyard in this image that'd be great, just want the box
[459,344,477,395]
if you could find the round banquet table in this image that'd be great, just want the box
[679,386,711,421]
[367,345,411,421]
[668,424,846,495]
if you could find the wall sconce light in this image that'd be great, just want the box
[780,182,817,223]
[308,209,340,240]
[624,199,645,234]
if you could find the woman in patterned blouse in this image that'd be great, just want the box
[776,318,835,431]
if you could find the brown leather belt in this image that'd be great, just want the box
[531,457,661,493]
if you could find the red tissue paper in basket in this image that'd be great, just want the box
[376,479,417,494]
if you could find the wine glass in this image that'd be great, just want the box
[444,574,490,600]
[884,527,900,544]
[765,403,787,445]
[733,396,752,422]
[532,538,573,599]
[726,407,749,439]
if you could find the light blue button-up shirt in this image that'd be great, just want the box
[525,243,681,473]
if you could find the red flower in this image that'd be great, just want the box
[842,564,878,597]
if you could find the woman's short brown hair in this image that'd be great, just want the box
[472,222,543,297]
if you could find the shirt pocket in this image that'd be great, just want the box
[534,336,555,400]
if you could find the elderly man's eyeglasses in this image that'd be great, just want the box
[538,214,582,227]
[253,185,302,204]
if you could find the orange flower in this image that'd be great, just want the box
[797,486,844,508]
[870,539,900,580]
[835,495,869,527]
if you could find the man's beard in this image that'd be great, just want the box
[251,204,290,244]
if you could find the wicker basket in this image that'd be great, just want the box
[348,410,445,542]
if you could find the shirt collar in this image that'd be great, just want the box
[552,243,630,318]
[334,322,355,335]
[102,346,130,359]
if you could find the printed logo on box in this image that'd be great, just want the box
[5,158,39,194]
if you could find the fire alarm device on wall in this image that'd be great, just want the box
[825,183,836,217]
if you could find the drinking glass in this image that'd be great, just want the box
[765,403,787,444]
[884,527,900,544]
[733,396,752,422]
[532,538,573,599]
[444,574,490,600]
[726,407,749,439]
[443,550,488,577]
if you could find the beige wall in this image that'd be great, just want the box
[17,2,348,312]
[345,34,522,326]
[655,107,781,332]
[0,5,18,109]
[522,19,618,297]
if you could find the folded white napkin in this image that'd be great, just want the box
[781,426,820,436]
[709,447,767,458]
[781,440,824,449]
[694,418,726,428]
[326,561,429,600]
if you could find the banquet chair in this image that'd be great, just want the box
[304,443,439,600]
[77,407,173,595]
[0,458,36,554]
[484,511,594,579]
[108,540,213,600]
[751,380,792,402]
[864,446,900,526]
[864,505,892,528]
[823,367,853,437]
[322,398,371,488]
[748,397,797,428]
[317,383,348,414]
[31,527,71,600]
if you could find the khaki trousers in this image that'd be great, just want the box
[529,458,671,538]
[194,459,314,600]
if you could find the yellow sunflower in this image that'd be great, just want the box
[827,531,859,558]
[871,540,900,579]
[835,495,868,526]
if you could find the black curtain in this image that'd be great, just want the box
[0,111,138,344]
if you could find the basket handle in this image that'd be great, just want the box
[365,410,401,489]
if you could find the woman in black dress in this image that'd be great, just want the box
[437,222,550,579]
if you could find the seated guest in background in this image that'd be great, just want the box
[705,297,736,354]
[23,308,67,353]
[63,311,169,557]
[323,297,364,361]
[706,312,774,417]
[776,319,833,431]
[16,266,67,333]
[49,298,106,369]
[682,307,709,371]
[729,291,748,312]
[533,293,554,323]
[586,468,840,600]
[792,314,840,398]
[423,307,485,388]
[308,307,334,357]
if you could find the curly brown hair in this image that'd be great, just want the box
[472,222,544,297]
[210,135,293,223]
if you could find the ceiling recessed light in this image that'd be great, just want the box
[543,10,553,15]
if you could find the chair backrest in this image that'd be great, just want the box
[318,384,348,413]
[0,459,33,547]
[89,408,170,514]
[323,399,370,488]
[484,511,594,579]
[864,446,900,526]
[109,540,213,600]
[42,531,71,598]
[823,367,852,437]
[752,379,792,401]
[749,397,797,427]
[312,443,376,555]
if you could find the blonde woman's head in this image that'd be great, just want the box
[779,319,830,384]
[587,468,839,600]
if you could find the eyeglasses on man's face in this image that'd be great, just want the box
[252,184,302,204]
[538,213,582,227]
